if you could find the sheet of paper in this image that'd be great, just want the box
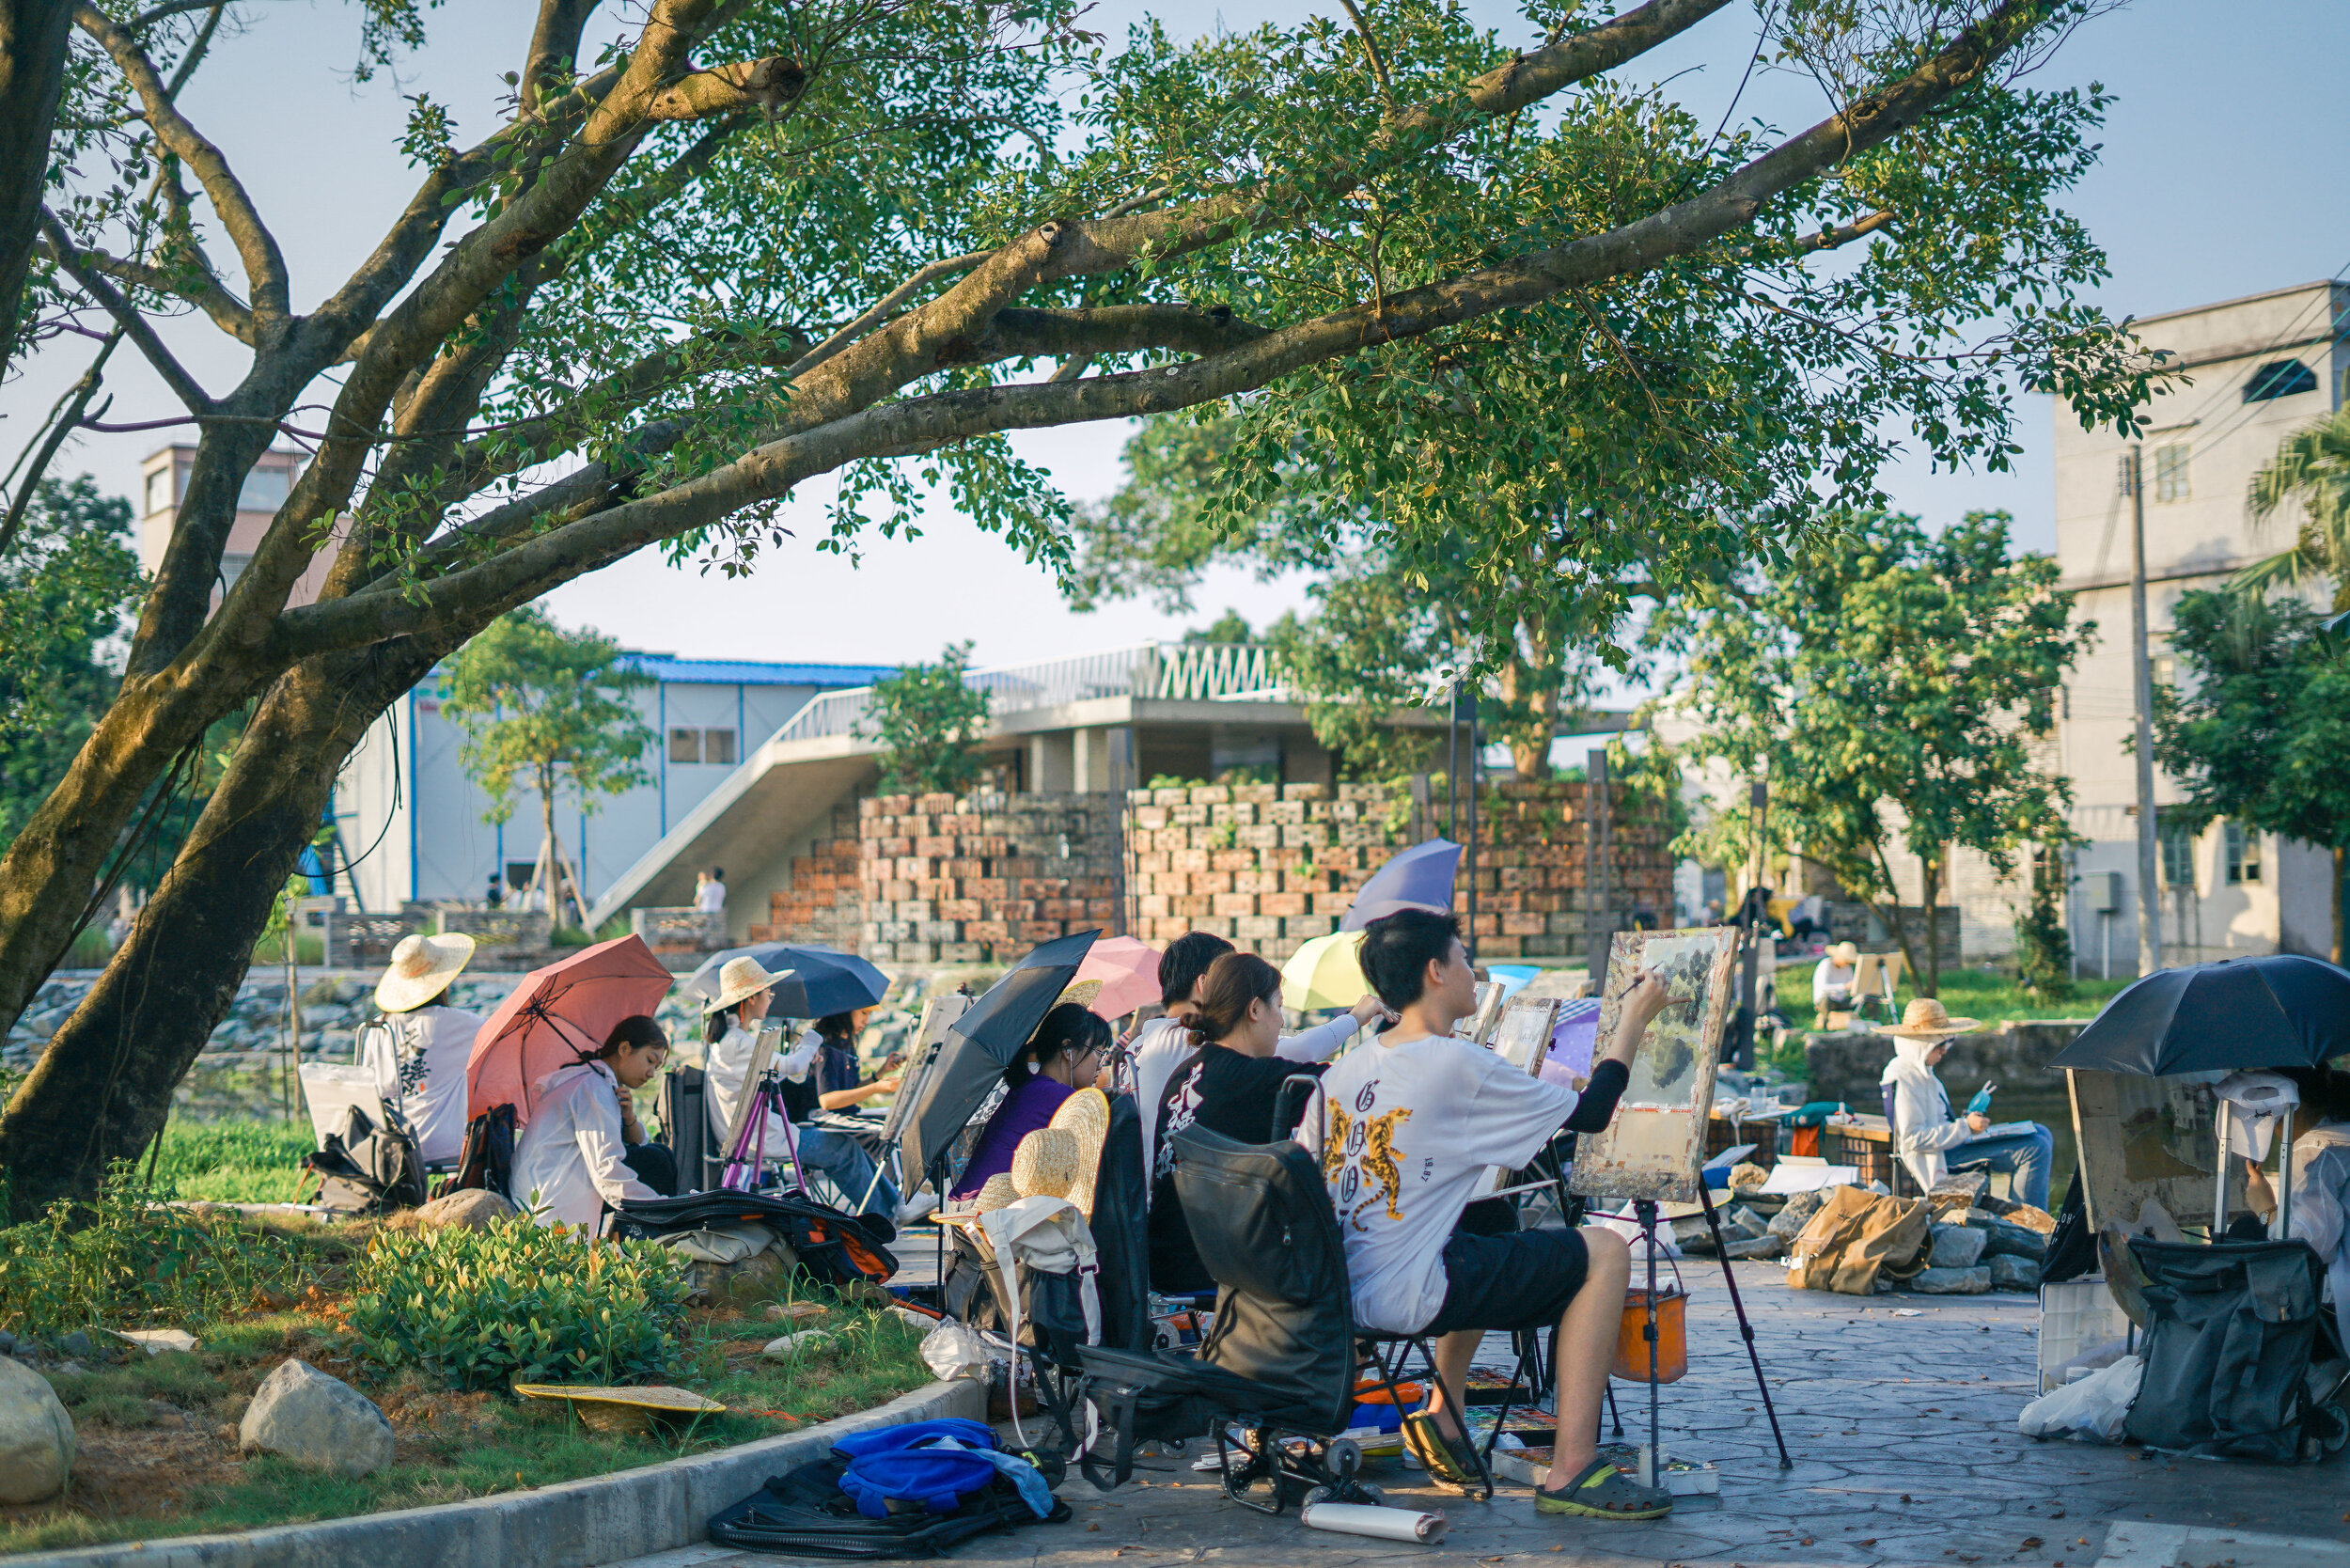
[1757,1163,1859,1195]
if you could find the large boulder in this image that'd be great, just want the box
[1979,1218,2047,1260]
[411,1189,517,1231]
[0,1356,73,1503]
[1909,1264,1993,1294]
[1927,1224,1989,1270]
[240,1359,395,1476]
[1988,1254,2044,1292]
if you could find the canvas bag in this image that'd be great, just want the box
[1787,1185,1931,1294]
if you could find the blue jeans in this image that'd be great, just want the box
[1948,1123,2055,1212]
[794,1126,900,1216]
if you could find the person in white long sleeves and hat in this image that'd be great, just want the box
[361,933,482,1167]
[702,956,913,1225]
[1878,997,2055,1210]
[512,1014,672,1232]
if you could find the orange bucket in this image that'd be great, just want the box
[1611,1286,1688,1384]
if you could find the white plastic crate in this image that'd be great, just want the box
[2037,1277,2131,1391]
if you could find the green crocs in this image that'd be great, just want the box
[1534,1456,1674,1520]
[1400,1409,1484,1488]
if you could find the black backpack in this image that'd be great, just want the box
[2123,1236,2329,1463]
[302,1102,429,1214]
[434,1104,517,1202]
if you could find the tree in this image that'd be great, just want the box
[0,0,2159,1208]
[2237,404,2350,610]
[863,642,990,796]
[2153,591,2350,963]
[439,608,656,930]
[0,1,73,371]
[1661,512,2084,996]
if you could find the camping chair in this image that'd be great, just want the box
[658,1064,709,1197]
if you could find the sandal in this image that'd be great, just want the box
[1400,1409,1484,1488]
[1534,1456,1674,1519]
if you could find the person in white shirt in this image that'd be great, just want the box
[701,956,907,1224]
[361,933,483,1167]
[695,867,727,915]
[1298,907,1675,1521]
[512,1014,672,1231]
[1810,941,1859,1013]
[1129,931,1392,1186]
[1878,997,2053,1209]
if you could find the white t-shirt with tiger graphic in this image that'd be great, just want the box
[1298,1030,1581,1334]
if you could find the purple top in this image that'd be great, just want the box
[950,1074,1074,1200]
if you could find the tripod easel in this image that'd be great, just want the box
[714,1027,807,1194]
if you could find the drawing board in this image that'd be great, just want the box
[2066,1068,2241,1232]
[1566,926,1740,1203]
[878,992,972,1147]
[1479,997,1560,1196]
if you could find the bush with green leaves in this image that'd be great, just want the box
[346,1220,691,1390]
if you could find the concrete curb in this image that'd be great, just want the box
[13,1377,984,1568]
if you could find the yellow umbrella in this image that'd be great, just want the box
[1282,930,1370,1011]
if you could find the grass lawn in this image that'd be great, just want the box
[151,1121,318,1205]
[1772,964,2127,1037]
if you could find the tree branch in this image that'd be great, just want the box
[523,0,600,116]
[38,209,213,411]
[1336,0,1398,111]
[0,327,123,557]
[643,55,806,119]
[32,230,254,343]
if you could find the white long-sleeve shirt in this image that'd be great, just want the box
[705,1022,822,1161]
[359,1005,480,1167]
[1132,1011,1361,1185]
[511,1060,655,1232]
[2287,1122,2350,1353]
[1880,1038,1976,1191]
[1811,958,1856,1011]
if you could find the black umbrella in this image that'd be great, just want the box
[681,943,890,1018]
[2047,954,2350,1076]
[898,929,1099,1186]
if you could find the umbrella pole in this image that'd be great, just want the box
[2279,1107,2294,1241]
[2212,1099,2230,1238]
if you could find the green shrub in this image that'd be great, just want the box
[0,1165,319,1337]
[346,1220,690,1390]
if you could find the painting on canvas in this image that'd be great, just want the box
[1566,926,1740,1203]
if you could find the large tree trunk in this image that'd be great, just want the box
[1497,651,1559,781]
[1919,848,1944,999]
[0,1,71,370]
[0,639,442,1212]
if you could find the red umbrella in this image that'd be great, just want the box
[1074,934,1162,1020]
[467,934,675,1124]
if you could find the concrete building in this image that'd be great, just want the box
[138,444,326,606]
[2052,279,2345,971]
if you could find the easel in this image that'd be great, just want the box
[715,1026,806,1194]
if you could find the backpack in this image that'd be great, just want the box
[707,1450,1069,1558]
[2123,1237,2329,1463]
[302,1102,428,1214]
[433,1104,517,1201]
[1786,1185,1932,1294]
[612,1189,898,1291]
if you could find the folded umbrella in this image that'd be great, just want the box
[2047,954,2350,1076]
[682,942,889,1018]
[1282,930,1369,1011]
[1073,935,1162,1020]
[899,929,1099,1187]
[467,934,675,1123]
[1340,838,1461,931]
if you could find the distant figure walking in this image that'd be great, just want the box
[696,866,727,916]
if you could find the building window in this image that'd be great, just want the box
[2225,821,2262,885]
[2154,444,2189,502]
[2244,359,2317,402]
[668,728,701,763]
[703,728,737,765]
[236,466,290,512]
[669,727,736,764]
[2152,653,2176,689]
[2159,822,2196,891]
[144,468,172,516]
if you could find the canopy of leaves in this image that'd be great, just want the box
[2240,404,2350,610]
[863,641,991,795]
[438,607,657,825]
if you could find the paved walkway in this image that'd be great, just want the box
[618,1262,2350,1567]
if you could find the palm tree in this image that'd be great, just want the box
[2236,405,2350,610]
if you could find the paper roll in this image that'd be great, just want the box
[1298,1501,1448,1543]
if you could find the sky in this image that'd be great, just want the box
[8,0,2350,670]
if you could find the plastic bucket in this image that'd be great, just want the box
[1612,1287,1688,1384]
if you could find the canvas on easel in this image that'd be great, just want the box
[1477,996,1560,1197]
[878,992,972,1150]
[1566,926,1740,1204]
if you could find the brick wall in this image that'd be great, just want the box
[855,791,1123,965]
[749,802,863,949]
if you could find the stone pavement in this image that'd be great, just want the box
[616,1262,2350,1568]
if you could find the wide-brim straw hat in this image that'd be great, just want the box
[1826,941,1860,967]
[1054,979,1104,1014]
[1010,1126,1081,1200]
[1049,1086,1112,1219]
[974,1172,1022,1214]
[376,932,476,1013]
[704,955,791,1013]
[1880,997,1982,1039]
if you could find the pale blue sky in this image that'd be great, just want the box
[8,0,2346,666]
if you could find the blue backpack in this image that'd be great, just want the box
[834,1419,1007,1519]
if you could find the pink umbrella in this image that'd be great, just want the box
[1075,934,1163,1020]
[467,934,675,1124]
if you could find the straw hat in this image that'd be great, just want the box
[1879,997,1982,1039]
[375,932,476,1013]
[973,1172,1022,1214]
[703,955,791,1013]
[1826,941,1859,967]
[1049,1086,1112,1219]
[1010,1126,1081,1200]
[1054,979,1104,1014]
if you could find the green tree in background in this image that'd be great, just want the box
[864,642,991,797]
[2236,404,2350,609]
[1662,512,2083,996]
[2154,591,2350,963]
[440,608,655,930]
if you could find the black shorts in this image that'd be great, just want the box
[1419,1224,1590,1336]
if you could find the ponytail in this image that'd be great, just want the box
[1187,952,1284,1047]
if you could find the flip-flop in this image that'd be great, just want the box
[1534,1456,1674,1519]
[1400,1409,1484,1488]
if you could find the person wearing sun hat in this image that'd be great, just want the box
[1878,996,2055,1208]
[948,988,1114,1203]
[359,932,481,1166]
[700,955,908,1224]
[1811,940,1862,1014]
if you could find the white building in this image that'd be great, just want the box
[2050,279,2345,972]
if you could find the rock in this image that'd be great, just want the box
[1908,1265,1993,1294]
[412,1189,517,1231]
[688,1247,788,1305]
[1988,1254,2043,1292]
[764,1301,828,1324]
[2002,1203,2057,1235]
[118,1328,199,1356]
[1724,1234,1786,1261]
[763,1330,834,1358]
[0,1331,15,1355]
[239,1358,395,1476]
[1980,1218,2046,1260]
[0,1355,74,1502]
[1719,1204,1769,1242]
[1767,1188,1830,1241]
[57,1331,93,1360]
[1930,1173,1989,1209]
[1927,1224,1989,1270]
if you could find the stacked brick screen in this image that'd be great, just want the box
[747,802,863,949]
[854,792,1123,965]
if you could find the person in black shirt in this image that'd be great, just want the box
[1149,951,1330,1294]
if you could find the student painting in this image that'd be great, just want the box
[362,933,483,1167]
[1299,908,1677,1520]
[1878,998,2054,1210]
[949,998,1111,1202]
[1811,941,1859,1013]
[511,1014,674,1231]
[1129,931,1392,1183]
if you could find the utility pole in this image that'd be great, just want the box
[1737,778,1766,1073]
[2123,446,2161,977]
[1586,747,1612,980]
[1458,682,1480,962]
